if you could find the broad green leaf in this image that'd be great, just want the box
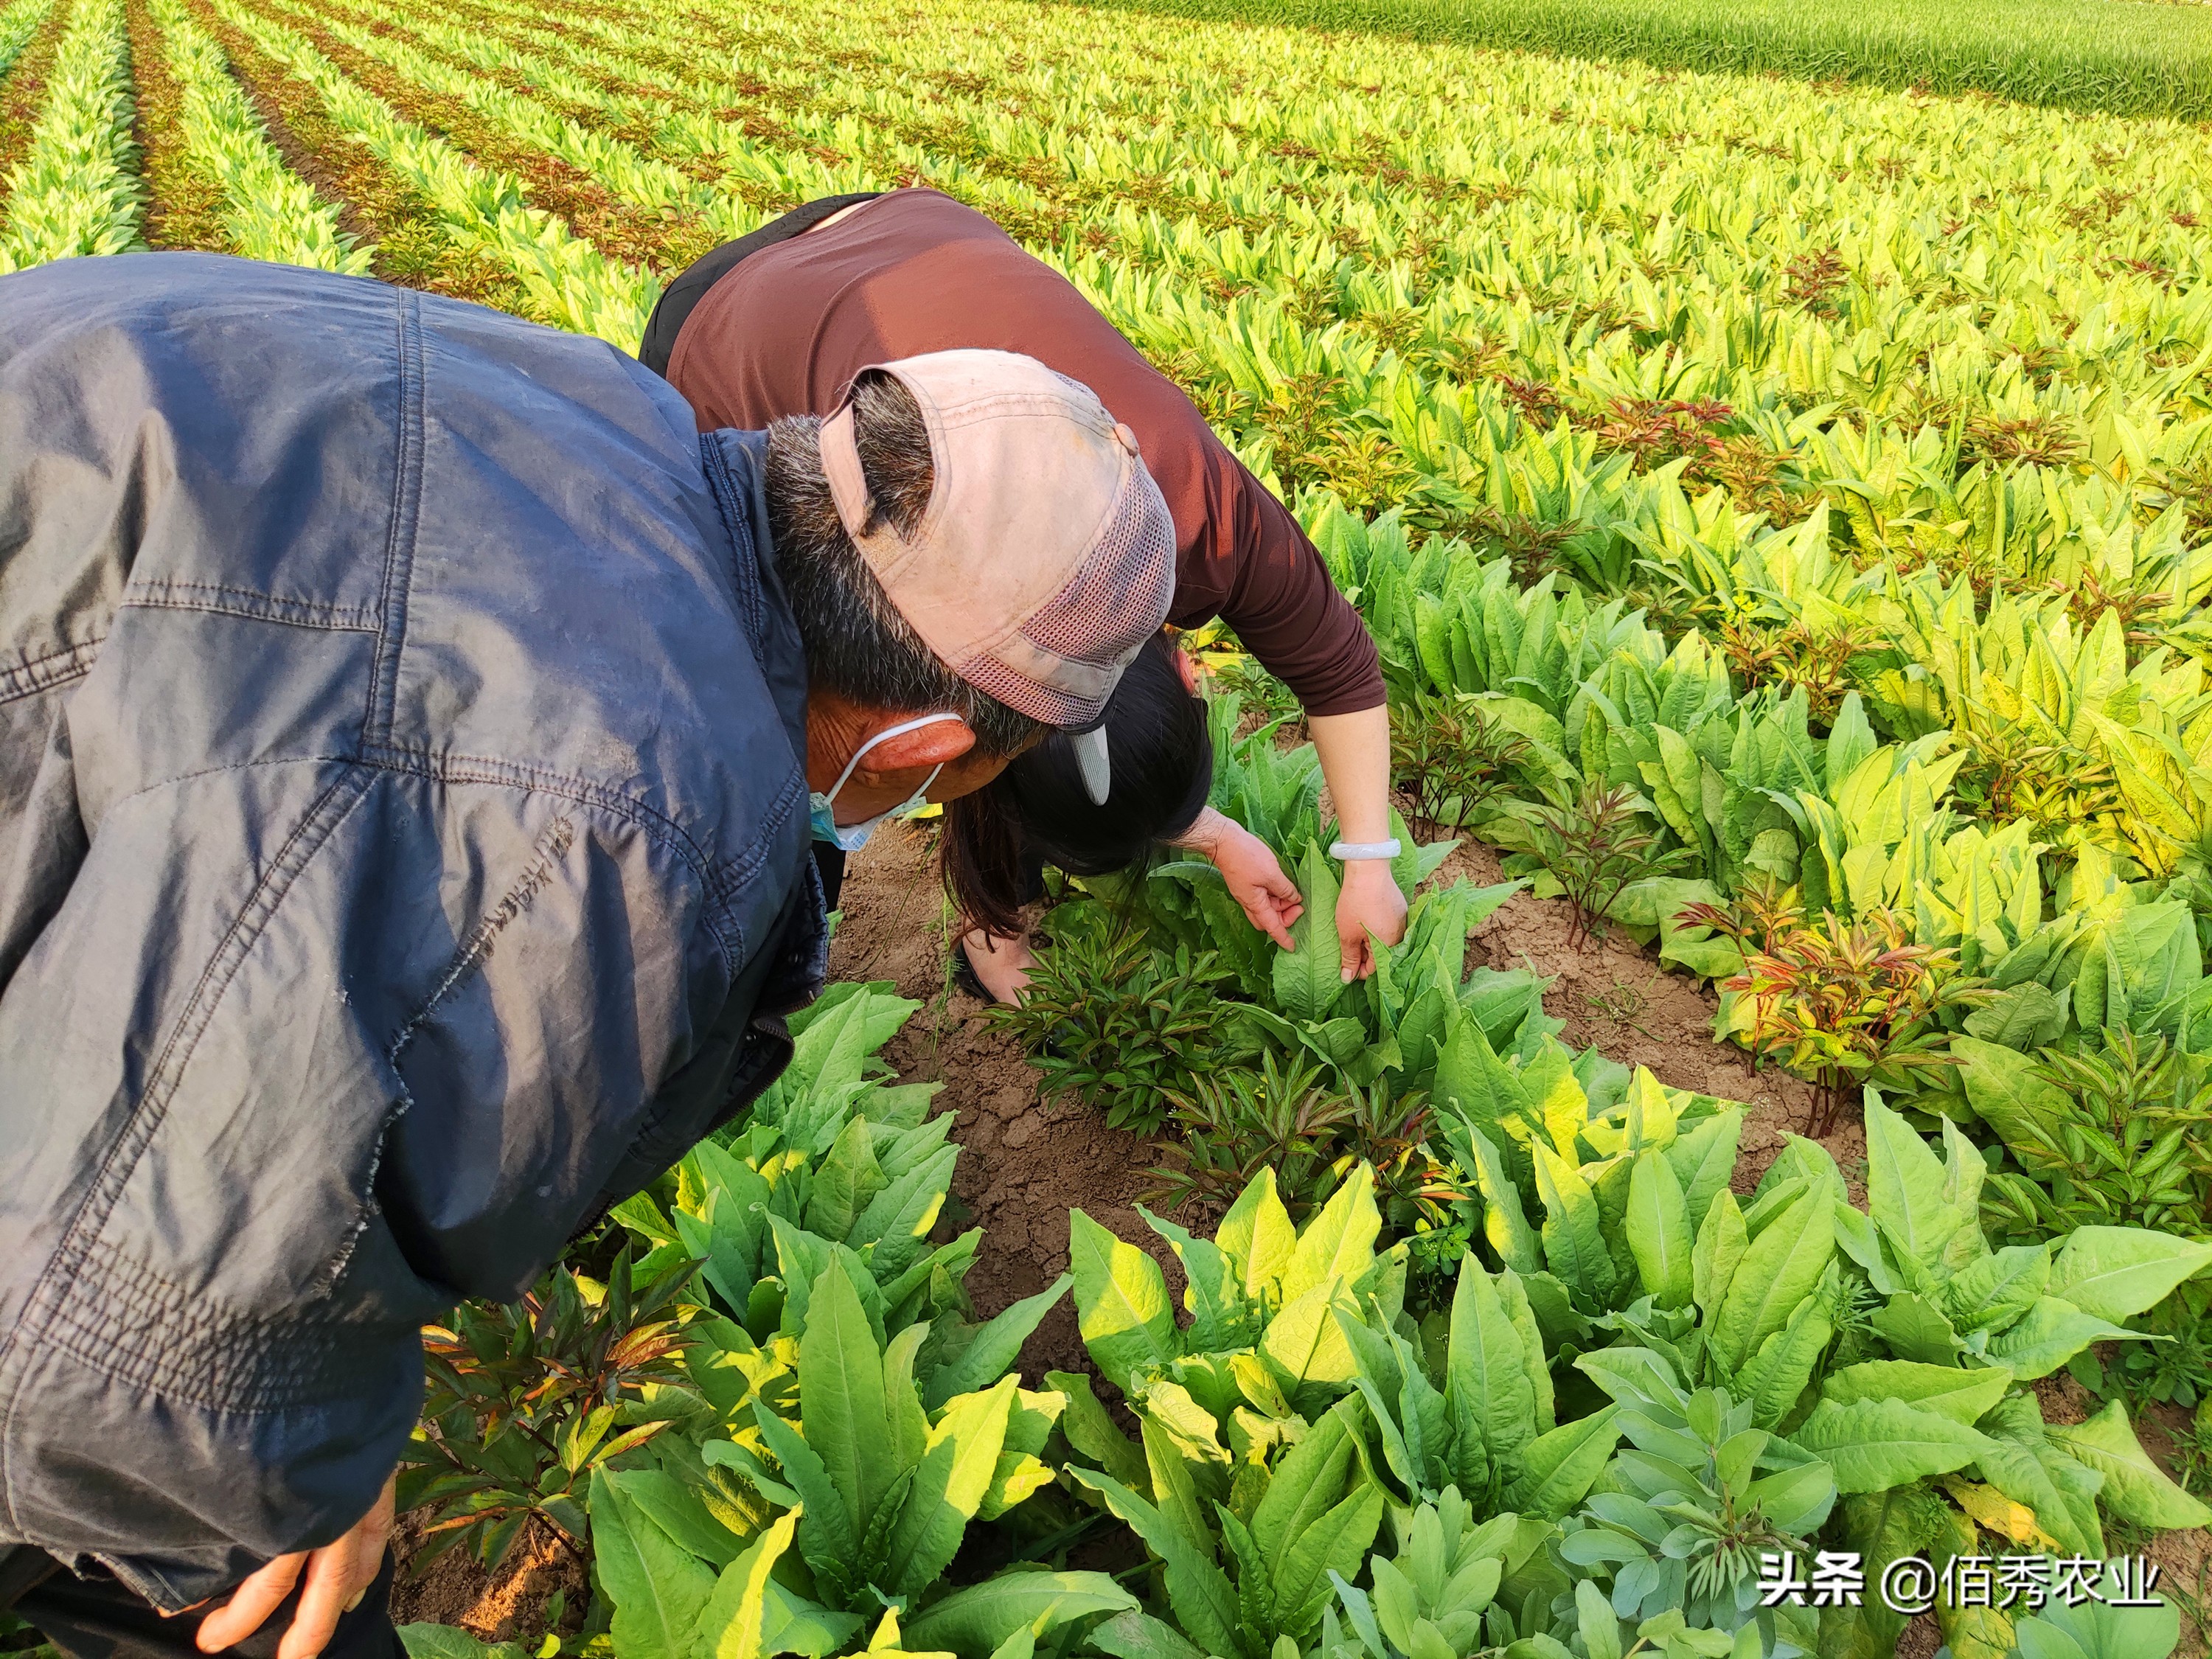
[1138,1207,1253,1352]
[1819,1361,2012,1425]
[849,1145,958,1279]
[1864,1096,1964,1270]
[1270,1480,1385,1637]
[2010,1562,2182,1659]
[922,1275,1071,1409]
[900,1572,1138,1659]
[1070,1470,1242,1658]
[1709,1189,1833,1376]
[2048,1401,2212,1529]
[1818,1484,1946,1659]
[751,1406,860,1596]
[2048,1228,2212,1323]
[1048,1370,1148,1488]
[1259,1280,1358,1394]
[1446,1261,1537,1498]
[1869,1292,1965,1364]
[1789,1398,1997,1492]
[799,1259,894,1540]
[1274,844,1345,1021]
[1625,1151,1691,1309]
[1460,1124,1540,1274]
[1734,1281,1836,1431]
[1084,1611,1208,1659]
[1279,1170,1381,1304]
[695,1511,855,1659]
[886,1377,1018,1596]
[1498,1268,1557,1432]
[1943,1245,2050,1336]
[1141,1408,1218,1557]
[612,1468,746,1568]
[1216,1169,1298,1302]
[1069,1210,1177,1393]
[806,1114,888,1243]
[1986,1297,2138,1381]
[1252,1397,1360,1565]
[1691,1190,1746,1324]
[1503,1405,1621,1517]
[1662,1107,1742,1232]
[1531,1142,1615,1307]
[587,1467,714,1659]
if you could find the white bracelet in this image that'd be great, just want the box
[1329,839,1401,861]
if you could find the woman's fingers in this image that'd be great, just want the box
[195,1554,306,1653]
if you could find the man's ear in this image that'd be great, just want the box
[849,715,978,783]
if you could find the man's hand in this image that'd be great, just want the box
[1335,857,1409,982]
[1180,808,1303,948]
[195,1476,394,1659]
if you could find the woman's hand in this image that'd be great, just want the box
[194,1475,395,1659]
[1335,856,1409,981]
[1178,807,1303,948]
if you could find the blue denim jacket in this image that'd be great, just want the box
[0,254,824,1606]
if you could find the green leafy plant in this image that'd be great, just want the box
[397,1243,701,1573]
[1700,905,1989,1135]
[1560,1365,1833,1642]
[990,917,1231,1135]
[1717,617,1873,727]
[1390,691,1534,840]
[1973,1027,2212,1242]
[1141,1048,1358,1217]
[1495,781,1694,950]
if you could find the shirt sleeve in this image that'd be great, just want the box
[1179,447,1387,717]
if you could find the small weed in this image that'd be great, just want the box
[398,1244,700,1574]
[990,920,1228,1136]
[1495,780,1695,951]
[1389,692,1532,840]
[1692,905,1988,1137]
[1585,970,1660,1037]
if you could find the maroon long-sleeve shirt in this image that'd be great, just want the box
[663,189,1385,716]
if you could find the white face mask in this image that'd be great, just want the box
[808,712,963,853]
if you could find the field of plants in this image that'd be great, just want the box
[5,0,2212,1655]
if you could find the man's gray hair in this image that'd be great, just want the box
[765,372,1046,760]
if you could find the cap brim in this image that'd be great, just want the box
[1072,727,1111,804]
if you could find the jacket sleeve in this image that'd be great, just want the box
[0,757,796,1609]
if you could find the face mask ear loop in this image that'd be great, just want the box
[821,712,967,813]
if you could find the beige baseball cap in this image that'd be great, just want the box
[817,349,1176,798]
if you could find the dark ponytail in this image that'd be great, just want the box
[941,633,1211,935]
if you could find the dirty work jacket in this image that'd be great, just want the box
[0,254,824,1608]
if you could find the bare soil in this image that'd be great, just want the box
[389,1512,585,1646]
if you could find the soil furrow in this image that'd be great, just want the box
[0,0,76,190]
[183,0,504,298]
[126,0,225,248]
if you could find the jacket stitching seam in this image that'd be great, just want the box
[321,817,580,1292]
[700,434,765,653]
[358,742,747,972]
[123,584,380,631]
[0,765,377,1530]
[0,636,104,703]
[366,291,424,744]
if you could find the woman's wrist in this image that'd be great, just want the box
[1171,804,1231,857]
